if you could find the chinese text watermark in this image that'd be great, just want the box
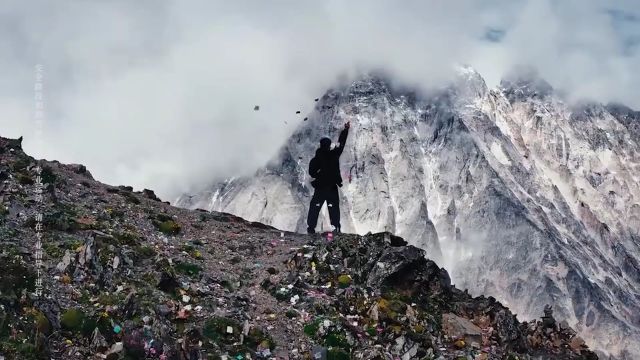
[33,64,45,297]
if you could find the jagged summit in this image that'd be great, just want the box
[455,64,485,84]
[0,135,598,359]
[499,66,554,102]
[178,69,640,359]
[453,64,488,98]
[346,74,391,97]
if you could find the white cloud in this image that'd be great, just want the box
[0,0,638,199]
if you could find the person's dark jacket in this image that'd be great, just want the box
[309,128,349,188]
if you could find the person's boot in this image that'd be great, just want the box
[307,227,316,235]
[332,227,341,235]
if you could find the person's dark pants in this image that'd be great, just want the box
[307,185,340,233]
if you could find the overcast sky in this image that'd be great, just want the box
[1,0,639,200]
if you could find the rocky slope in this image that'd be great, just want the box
[176,68,640,359]
[0,136,599,359]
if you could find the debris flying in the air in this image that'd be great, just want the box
[296,111,301,114]
[304,117,308,121]
[314,98,319,102]
[254,105,259,111]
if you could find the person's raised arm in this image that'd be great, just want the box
[335,122,350,156]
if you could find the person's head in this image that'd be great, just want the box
[319,137,331,150]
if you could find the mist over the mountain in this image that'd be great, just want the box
[1,0,640,199]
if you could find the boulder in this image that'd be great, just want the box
[56,250,73,273]
[143,188,161,201]
[70,164,92,178]
[570,336,586,352]
[90,328,108,353]
[383,232,408,247]
[366,246,425,288]
[442,313,482,344]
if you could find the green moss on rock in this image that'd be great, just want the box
[97,293,122,306]
[157,220,181,235]
[203,317,241,343]
[324,329,351,351]
[136,245,156,259]
[114,231,140,246]
[42,242,64,259]
[43,205,79,232]
[174,261,202,277]
[304,318,322,337]
[60,308,85,332]
[327,348,350,360]
[337,274,352,288]
[34,311,50,334]
[17,173,34,185]
[64,237,84,251]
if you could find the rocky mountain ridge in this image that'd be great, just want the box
[0,136,599,359]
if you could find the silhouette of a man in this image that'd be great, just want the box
[307,122,350,234]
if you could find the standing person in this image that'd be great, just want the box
[307,122,350,234]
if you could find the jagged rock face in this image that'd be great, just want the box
[177,68,640,359]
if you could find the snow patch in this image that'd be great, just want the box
[208,189,220,212]
[490,142,511,166]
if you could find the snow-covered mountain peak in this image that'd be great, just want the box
[177,70,640,359]
[500,66,554,102]
[346,74,390,96]
[453,64,489,102]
